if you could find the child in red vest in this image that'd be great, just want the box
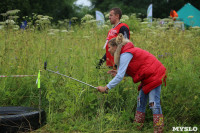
[97,34,166,133]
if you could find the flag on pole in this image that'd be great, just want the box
[96,11,105,27]
[147,4,153,23]
[36,70,40,88]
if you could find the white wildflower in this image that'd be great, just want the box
[43,16,49,18]
[5,19,15,25]
[37,15,43,19]
[0,13,7,17]
[105,13,109,19]
[41,17,48,20]
[102,25,109,29]
[81,14,94,23]
[13,27,18,30]
[0,22,5,25]
[122,15,129,21]
[141,22,148,24]
[71,17,78,20]
[130,13,136,17]
[120,19,125,22]
[6,9,20,15]
[83,36,90,39]
[0,25,4,29]
[61,30,68,33]
[54,29,60,32]
[48,32,55,35]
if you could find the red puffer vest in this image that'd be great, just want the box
[120,42,166,94]
[106,23,130,67]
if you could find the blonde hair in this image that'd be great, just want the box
[108,33,131,66]
[108,33,124,47]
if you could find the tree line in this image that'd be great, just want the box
[0,0,199,23]
[91,0,200,18]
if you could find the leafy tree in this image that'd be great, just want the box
[0,0,77,22]
[0,0,199,23]
[90,0,200,19]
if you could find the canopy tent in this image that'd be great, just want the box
[177,3,200,27]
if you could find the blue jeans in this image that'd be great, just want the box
[137,85,162,114]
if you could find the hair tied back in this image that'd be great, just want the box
[116,33,123,45]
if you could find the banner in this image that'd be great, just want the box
[147,4,153,23]
[96,11,105,27]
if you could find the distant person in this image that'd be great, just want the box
[96,7,130,69]
[20,20,27,29]
[97,33,166,133]
[170,9,178,21]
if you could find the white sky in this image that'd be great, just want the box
[75,0,92,6]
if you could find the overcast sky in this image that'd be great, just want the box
[75,0,92,6]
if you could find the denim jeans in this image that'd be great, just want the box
[137,85,162,114]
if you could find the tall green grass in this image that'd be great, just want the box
[0,20,200,132]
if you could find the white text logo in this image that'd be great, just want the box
[172,127,198,132]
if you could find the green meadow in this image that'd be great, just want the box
[0,15,200,132]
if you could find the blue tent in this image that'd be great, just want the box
[177,3,200,27]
